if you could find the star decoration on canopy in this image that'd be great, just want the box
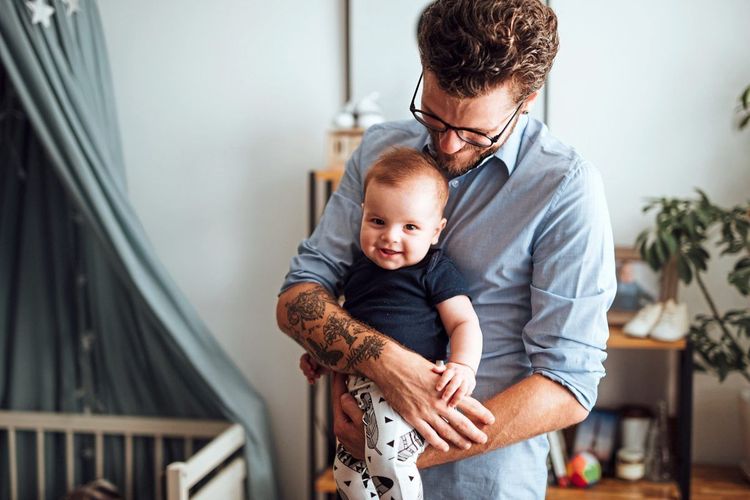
[62,0,80,16]
[25,0,55,28]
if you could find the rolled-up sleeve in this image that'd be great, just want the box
[280,139,367,296]
[523,161,616,411]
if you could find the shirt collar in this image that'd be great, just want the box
[420,113,529,177]
[496,113,527,176]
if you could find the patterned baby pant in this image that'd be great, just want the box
[333,375,427,500]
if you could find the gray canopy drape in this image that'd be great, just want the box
[0,1,278,498]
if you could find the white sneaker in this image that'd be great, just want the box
[650,300,690,342]
[623,302,663,337]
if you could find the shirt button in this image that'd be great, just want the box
[450,180,459,188]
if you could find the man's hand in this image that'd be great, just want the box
[362,344,495,452]
[299,353,330,384]
[333,364,495,458]
[434,362,476,408]
[331,373,366,460]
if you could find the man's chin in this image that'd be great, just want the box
[429,131,505,177]
[436,149,494,177]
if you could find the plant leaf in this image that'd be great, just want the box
[729,257,750,295]
[693,361,708,373]
[676,253,693,284]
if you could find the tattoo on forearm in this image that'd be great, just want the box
[305,338,344,366]
[283,285,386,371]
[344,335,386,371]
[323,313,359,347]
[285,287,335,330]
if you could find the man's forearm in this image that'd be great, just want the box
[417,374,589,469]
[276,282,391,374]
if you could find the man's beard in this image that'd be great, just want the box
[430,136,501,177]
[429,113,522,178]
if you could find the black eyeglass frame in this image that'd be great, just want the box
[409,73,524,148]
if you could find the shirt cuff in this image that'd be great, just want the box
[531,364,604,412]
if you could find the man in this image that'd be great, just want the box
[277,0,616,497]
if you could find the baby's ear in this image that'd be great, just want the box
[432,218,448,244]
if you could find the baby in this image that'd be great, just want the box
[300,147,482,500]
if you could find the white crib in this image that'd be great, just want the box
[0,410,247,500]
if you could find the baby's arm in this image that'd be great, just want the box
[435,295,483,407]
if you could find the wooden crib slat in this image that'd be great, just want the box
[8,428,18,500]
[167,463,189,500]
[95,431,104,478]
[0,411,234,500]
[66,431,74,492]
[155,436,164,500]
[36,429,45,500]
[125,434,133,500]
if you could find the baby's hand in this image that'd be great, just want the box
[299,353,330,384]
[435,362,476,408]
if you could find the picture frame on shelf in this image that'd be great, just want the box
[607,246,678,326]
[572,409,620,475]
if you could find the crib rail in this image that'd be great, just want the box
[166,423,246,500]
[0,411,238,500]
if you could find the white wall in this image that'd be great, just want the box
[98,2,344,499]
[350,0,430,121]
[549,0,750,464]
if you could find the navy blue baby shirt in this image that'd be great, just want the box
[343,248,469,361]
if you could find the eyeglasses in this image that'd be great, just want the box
[409,73,523,148]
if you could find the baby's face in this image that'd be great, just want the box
[360,178,446,270]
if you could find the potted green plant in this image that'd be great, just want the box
[635,84,750,475]
[636,192,750,381]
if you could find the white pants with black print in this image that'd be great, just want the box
[333,375,426,500]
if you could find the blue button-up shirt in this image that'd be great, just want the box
[282,115,616,498]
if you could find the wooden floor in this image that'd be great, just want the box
[316,465,749,499]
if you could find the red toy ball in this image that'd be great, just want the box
[566,451,602,488]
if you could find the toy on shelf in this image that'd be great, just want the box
[567,451,602,488]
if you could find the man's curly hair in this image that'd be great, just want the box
[417,0,559,102]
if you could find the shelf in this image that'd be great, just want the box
[330,127,365,136]
[548,465,750,499]
[312,168,344,183]
[608,326,686,351]
[315,467,335,494]
[547,478,679,499]
[315,465,749,497]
